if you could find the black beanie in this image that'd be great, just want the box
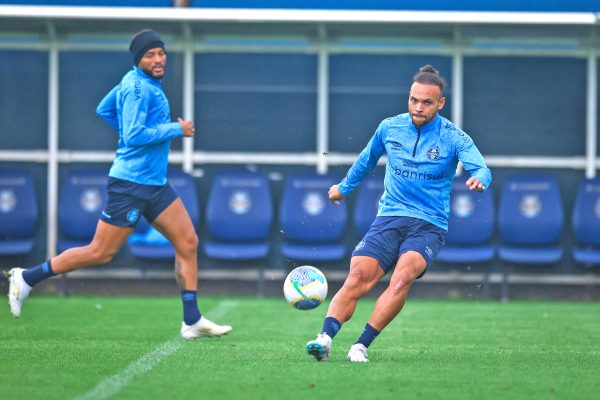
[130,29,165,66]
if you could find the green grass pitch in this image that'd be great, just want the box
[1,296,599,400]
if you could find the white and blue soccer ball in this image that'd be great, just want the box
[283,265,328,310]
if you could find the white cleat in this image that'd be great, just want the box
[6,268,32,318]
[180,316,232,340]
[347,343,369,363]
[306,333,332,362]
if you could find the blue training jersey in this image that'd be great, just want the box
[338,113,492,230]
[96,66,182,186]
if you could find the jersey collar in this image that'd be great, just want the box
[412,114,441,134]
[133,65,162,84]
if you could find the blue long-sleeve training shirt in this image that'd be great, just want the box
[338,113,492,230]
[96,66,182,186]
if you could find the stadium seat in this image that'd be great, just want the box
[498,175,563,264]
[0,170,38,256]
[127,170,199,260]
[203,171,273,260]
[279,173,347,262]
[353,174,384,237]
[436,177,495,263]
[57,169,108,253]
[571,177,600,267]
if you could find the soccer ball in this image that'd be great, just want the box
[283,265,328,310]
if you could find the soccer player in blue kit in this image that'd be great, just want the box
[6,29,232,340]
[307,65,492,362]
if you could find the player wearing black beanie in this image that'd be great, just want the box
[130,29,165,66]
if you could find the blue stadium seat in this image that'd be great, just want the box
[353,174,384,237]
[279,173,347,262]
[436,178,495,263]
[203,171,273,260]
[57,169,108,253]
[0,170,38,256]
[572,177,600,267]
[127,170,199,260]
[498,175,563,264]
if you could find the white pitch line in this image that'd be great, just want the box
[73,300,239,400]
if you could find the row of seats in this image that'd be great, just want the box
[439,175,600,267]
[1,169,599,267]
[0,169,347,263]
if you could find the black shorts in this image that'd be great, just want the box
[100,177,178,228]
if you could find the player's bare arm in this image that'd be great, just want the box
[328,184,345,205]
[466,176,484,192]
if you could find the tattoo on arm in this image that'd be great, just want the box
[175,260,186,289]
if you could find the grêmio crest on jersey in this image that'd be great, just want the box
[426,145,440,161]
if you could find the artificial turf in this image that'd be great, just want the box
[1,296,598,400]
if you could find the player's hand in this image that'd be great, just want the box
[466,177,485,192]
[328,184,345,205]
[178,117,195,137]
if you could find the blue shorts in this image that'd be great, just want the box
[100,177,178,228]
[352,216,446,277]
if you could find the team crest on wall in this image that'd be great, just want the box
[519,194,542,218]
[80,189,102,213]
[0,189,16,213]
[452,193,474,218]
[229,190,252,215]
[302,192,325,216]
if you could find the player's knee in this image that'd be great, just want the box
[98,253,115,264]
[344,269,371,294]
[88,246,117,265]
[192,233,199,249]
[177,232,199,256]
[390,273,414,296]
[391,280,408,296]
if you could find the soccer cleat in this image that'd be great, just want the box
[306,333,332,362]
[6,268,32,318]
[180,316,232,340]
[347,343,369,362]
